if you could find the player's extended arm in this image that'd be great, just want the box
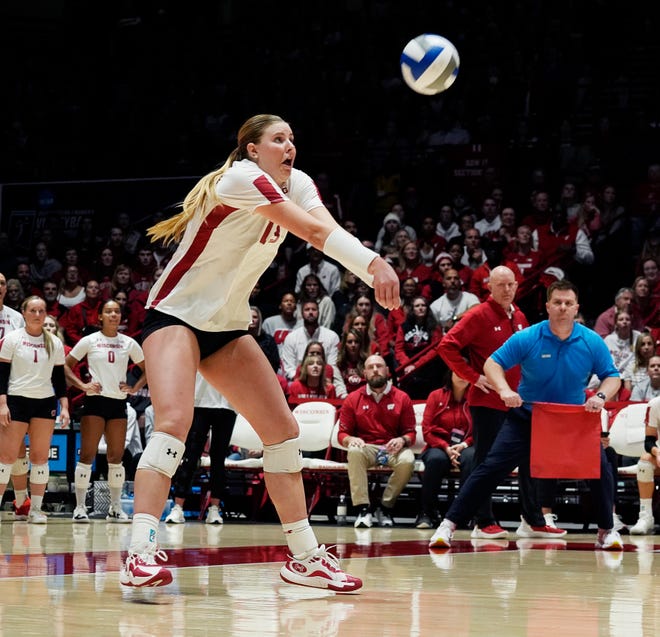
[256,201,400,310]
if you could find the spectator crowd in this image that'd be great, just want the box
[1,165,659,528]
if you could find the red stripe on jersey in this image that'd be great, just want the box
[253,175,285,203]
[259,221,274,244]
[151,204,237,307]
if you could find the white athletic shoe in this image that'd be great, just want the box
[429,520,454,548]
[106,505,130,523]
[630,511,655,535]
[165,503,185,524]
[120,549,172,587]
[279,545,362,592]
[72,505,90,523]
[27,509,47,524]
[595,528,623,550]
[470,524,509,539]
[543,513,558,528]
[205,505,223,525]
[612,513,627,533]
[516,516,567,538]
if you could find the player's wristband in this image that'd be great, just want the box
[644,435,658,454]
[323,227,376,286]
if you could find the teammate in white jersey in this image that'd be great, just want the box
[0,296,70,524]
[64,299,146,523]
[121,114,399,591]
[0,272,31,520]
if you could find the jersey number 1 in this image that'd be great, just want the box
[259,222,281,244]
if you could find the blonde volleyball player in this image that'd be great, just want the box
[0,296,70,523]
[120,114,399,591]
[64,299,146,523]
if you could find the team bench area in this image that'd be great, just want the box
[213,400,652,529]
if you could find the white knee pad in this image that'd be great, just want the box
[137,432,185,478]
[75,463,92,491]
[0,462,12,487]
[263,436,303,473]
[12,456,28,475]
[637,459,655,483]
[30,463,49,485]
[108,463,125,489]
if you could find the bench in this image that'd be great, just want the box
[214,399,647,524]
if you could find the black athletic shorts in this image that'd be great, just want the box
[7,395,58,422]
[82,395,127,420]
[141,309,248,361]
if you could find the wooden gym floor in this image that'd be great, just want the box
[1,514,659,637]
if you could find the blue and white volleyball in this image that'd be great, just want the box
[400,33,459,95]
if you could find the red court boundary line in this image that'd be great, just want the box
[0,538,649,579]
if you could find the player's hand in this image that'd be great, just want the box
[58,408,70,429]
[0,405,10,427]
[85,381,102,394]
[654,453,660,470]
[369,257,400,310]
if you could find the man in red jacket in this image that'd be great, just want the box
[338,355,416,528]
[437,265,565,540]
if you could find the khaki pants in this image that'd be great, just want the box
[347,444,415,508]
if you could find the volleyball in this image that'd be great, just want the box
[400,33,460,95]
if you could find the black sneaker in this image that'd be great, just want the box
[415,513,434,529]
[375,507,395,527]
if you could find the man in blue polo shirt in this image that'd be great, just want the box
[430,280,623,550]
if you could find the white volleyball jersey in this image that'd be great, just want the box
[0,328,65,399]
[0,305,24,339]
[194,372,234,411]
[147,159,323,331]
[69,331,145,399]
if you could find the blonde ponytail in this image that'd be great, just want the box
[147,114,287,247]
[42,326,54,359]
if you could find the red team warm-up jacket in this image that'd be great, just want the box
[436,296,529,411]
[338,385,417,447]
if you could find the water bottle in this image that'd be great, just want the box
[376,447,389,466]
[336,494,347,526]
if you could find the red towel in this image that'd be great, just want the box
[530,402,602,479]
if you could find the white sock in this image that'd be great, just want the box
[74,463,92,508]
[282,518,318,559]
[129,513,160,554]
[640,499,653,515]
[14,489,28,507]
[31,495,44,511]
[108,463,125,507]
